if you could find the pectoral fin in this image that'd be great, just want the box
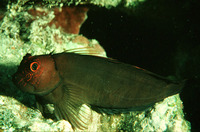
[54,84,91,130]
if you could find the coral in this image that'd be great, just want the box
[50,6,88,34]
[42,0,145,8]
[29,6,88,34]
[0,0,190,131]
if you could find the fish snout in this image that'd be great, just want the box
[12,72,34,93]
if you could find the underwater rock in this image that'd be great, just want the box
[0,0,190,131]
[29,6,88,34]
[42,0,146,8]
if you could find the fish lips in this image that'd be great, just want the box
[12,72,35,93]
[12,72,55,96]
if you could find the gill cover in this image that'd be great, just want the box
[13,53,60,95]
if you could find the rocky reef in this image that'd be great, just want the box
[0,0,191,131]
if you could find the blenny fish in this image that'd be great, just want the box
[12,52,183,129]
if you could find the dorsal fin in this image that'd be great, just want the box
[64,47,105,57]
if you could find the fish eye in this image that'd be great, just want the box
[30,62,39,72]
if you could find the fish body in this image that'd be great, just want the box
[12,52,183,129]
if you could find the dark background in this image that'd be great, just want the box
[80,0,200,131]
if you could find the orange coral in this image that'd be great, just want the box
[28,6,88,34]
[49,6,88,34]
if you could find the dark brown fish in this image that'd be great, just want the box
[12,52,183,129]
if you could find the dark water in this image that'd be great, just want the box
[80,0,200,131]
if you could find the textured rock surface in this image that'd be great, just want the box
[42,0,145,8]
[0,0,191,131]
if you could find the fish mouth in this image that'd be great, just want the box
[12,73,60,96]
[12,73,35,93]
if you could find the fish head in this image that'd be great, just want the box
[12,53,60,95]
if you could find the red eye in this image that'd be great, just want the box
[30,62,39,72]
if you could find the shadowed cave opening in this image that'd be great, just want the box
[80,1,200,131]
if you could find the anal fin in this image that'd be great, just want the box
[91,104,154,115]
